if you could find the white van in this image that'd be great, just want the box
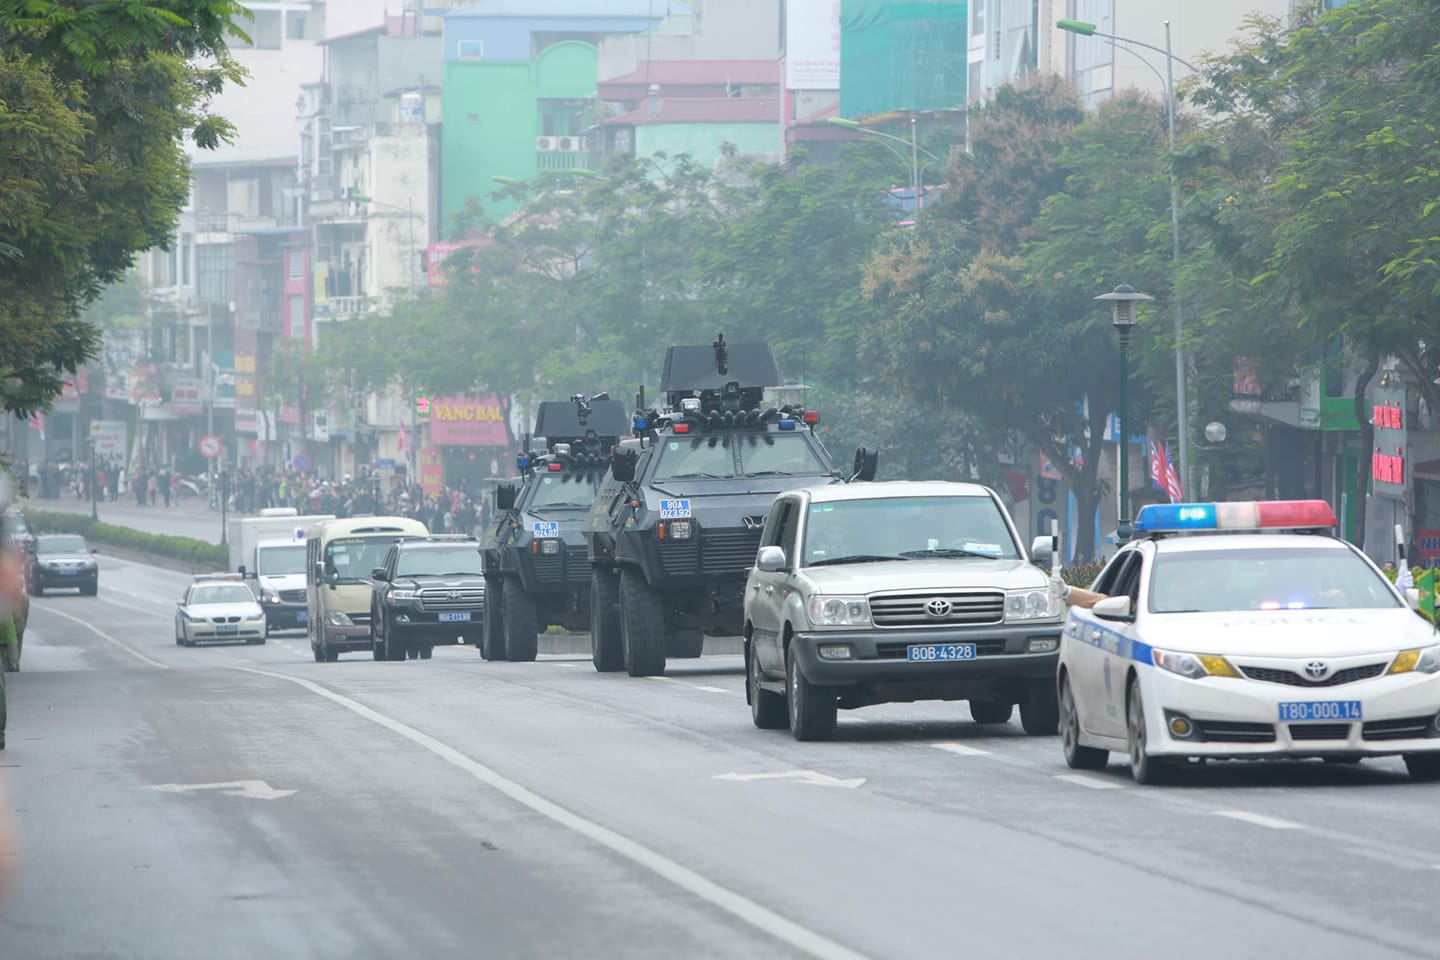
[306,516,429,661]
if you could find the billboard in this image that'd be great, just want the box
[419,446,444,495]
[429,393,508,446]
[785,0,841,90]
[90,420,128,459]
[171,377,204,416]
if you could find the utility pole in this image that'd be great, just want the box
[909,115,919,212]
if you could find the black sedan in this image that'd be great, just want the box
[28,534,99,596]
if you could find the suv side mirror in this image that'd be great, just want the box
[851,447,879,482]
[755,545,787,573]
[238,564,248,578]
[371,567,389,582]
[1092,596,1134,622]
[610,449,637,484]
[495,484,517,512]
[1029,536,1053,567]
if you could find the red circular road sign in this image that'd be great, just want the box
[199,434,222,459]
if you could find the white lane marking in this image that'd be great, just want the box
[150,779,296,800]
[692,685,733,695]
[1054,774,1123,791]
[234,667,869,960]
[931,742,991,757]
[713,770,866,789]
[555,663,578,668]
[1213,810,1303,831]
[32,602,168,669]
[643,675,674,681]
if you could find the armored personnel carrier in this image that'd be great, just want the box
[481,395,629,661]
[585,335,876,676]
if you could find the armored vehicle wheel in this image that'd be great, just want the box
[619,568,666,677]
[502,578,539,662]
[590,569,623,672]
[481,578,508,661]
[667,627,704,659]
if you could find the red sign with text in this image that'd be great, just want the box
[428,393,507,446]
[419,446,444,495]
[1374,404,1403,429]
[1373,452,1405,485]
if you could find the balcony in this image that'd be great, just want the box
[194,211,300,236]
[536,150,598,171]
[315,296,367,319]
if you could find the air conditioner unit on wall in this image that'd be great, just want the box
[556,136,579,152]
[536,136,559,151]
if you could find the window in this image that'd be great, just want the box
[1147,546,1400,614]
[180,232,192,285]
[324,537,396,584]
[395,546,483,578]
[457,40,484,59]
[528,473,600,509]
[196,242,233,302]
[234,9,282,49]
[256,544,306,576]
[800,496,1020,566]
[971,0,985,37]
[286,12,317,40]
[188,584,255,605]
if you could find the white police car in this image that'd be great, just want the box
[175,573,268,646]
[1058,500,1440,783]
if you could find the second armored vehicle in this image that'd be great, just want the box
[585,335,876,677]
[481,395,630,661]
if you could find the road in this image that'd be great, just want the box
[20,494,227,545]
[3,554,1439,959]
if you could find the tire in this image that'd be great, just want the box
[312,642,324,663]
[419,646,433,660]
[406,645,419,660]
[323,643,339,663]
[175,626,184,647]
[590,569,623,672]
[1404,753,1440,782]
[383,617,407,662]
[1126,680,1174,785]
[969,700,1013,725]
[1020,680,1060,736]
[1060,674,1109,770]
[31,580,42,597]
[748,641,787,730]
[667,627,704,659]
[787,643,837,741]
[481,578,508,661]
[619,568,666,677]
[81,581,97,597]
[502,578,538,662]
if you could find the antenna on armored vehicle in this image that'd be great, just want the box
[713,332,728,376]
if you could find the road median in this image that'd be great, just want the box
[24,509,227,574]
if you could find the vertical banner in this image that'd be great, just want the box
[784,0,841,90]
[419,445,444,495]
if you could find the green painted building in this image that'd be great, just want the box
[440,1,673,223]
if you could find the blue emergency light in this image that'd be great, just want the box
[778,419,797,431]
[1133,500,1337,534]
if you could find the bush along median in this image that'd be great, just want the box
[24,510,228,569]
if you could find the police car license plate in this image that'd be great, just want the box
[907,643,977,662]
[1278,700,1362,722]
[439,612,470,623]
[217,623,238,634]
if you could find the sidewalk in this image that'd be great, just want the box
[19,495,227,545]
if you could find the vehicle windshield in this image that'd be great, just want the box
[653,433,828,480]
[801,496,1019,566]
[1148,546,1402,613]
[256,544,306,576]
[38,535,87,554]
[189,584,255,605]
[527,472,601,509]
[396,545,483,578]
[324,537,398,583]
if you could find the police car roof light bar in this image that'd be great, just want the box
[1133,500,1337,534]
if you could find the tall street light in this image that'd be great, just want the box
[827,116,943,214]
[1096,284,1154,546]
[1058,18,1197,497]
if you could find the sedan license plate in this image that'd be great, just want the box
[1278,700,1362,722]
[907,643,977,662]
[439,611,471,623]
[217,623,239,634]
[59,569,78,576]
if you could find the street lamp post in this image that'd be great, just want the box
[826,116,942,214]
[89,438,98,522]
[1058,18,1197,497]
[1096,284,1155,546]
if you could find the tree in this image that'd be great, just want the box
[0,0,245,419]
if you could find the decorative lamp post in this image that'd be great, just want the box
[1096,284,1154,546]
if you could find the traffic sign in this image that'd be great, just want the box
[293,454,312,473]
[199,434,222,459]
[375,458,396,471]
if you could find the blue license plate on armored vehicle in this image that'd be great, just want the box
[659,499,692,519]
[1278,701,1362,722]
[907,643,977,662]
[439,612,471,623]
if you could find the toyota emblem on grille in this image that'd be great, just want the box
[1304,660,1328,679]
[448,590,461,600]
[925,599,952,618]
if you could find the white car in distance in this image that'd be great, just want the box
[176,574,268,646]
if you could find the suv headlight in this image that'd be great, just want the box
[1388,645,1440,675]
[1005,588,1061,621]
[806,595,871,627]
[390,587,416,601]
[326,610,354,626]
[1151,648,1240,679]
